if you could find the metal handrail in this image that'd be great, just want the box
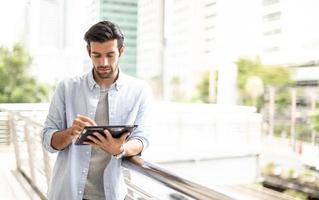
[122,156,235,200]
[6,110,237,200]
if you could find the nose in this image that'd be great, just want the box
[97,56,108,66]
[102,57,109,66]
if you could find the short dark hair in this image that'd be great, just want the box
[84,21,124,50]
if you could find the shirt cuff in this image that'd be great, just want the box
[129,137,148,154]
[43,129,60,153]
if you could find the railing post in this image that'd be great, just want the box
[8,112,21,170]
[268,87,275,138]
[25,123,36,185]
[310,91,316,145]
[290,88,296,148]
[42,140,52,186]
[123,168,134,198]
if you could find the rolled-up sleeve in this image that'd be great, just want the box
[130,83,153,150]
[42,81,67,153]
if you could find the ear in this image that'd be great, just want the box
[86,45,91,57]
[119,45,125,57]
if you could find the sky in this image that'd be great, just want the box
[0,0,25,47]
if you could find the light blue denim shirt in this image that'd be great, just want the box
[42,70,152,200]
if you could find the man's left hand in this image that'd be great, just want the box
[84,129,129,155]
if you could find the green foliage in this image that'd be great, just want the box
[311,111,319,132]
[236,57,293,112]
[274,124,290,137]
[275,89,291,114]
[192,70,218,103]
[193,71,210,103]
[237,57,263,90]
[262,65,292,86]
[262,162,279,175]
[295,124,312,141]
[310,110,319,135]
[0,43,49,103]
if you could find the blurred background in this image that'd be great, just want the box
[1,0,319,199]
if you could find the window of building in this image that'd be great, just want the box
[205,1,216,7]
[263,0,279,6]
[263,46,279,52]
[205,25,215,31]
[205,13,216,19]
[263,12,281,22]
[102,0,137,7]
[263,28,281,36]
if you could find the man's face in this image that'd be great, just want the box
[89,39,123,80]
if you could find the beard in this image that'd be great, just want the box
[94,64,118,79]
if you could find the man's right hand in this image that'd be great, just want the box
[69,115,97,138]
[51,115,96,150]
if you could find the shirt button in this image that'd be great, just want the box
[79,191,82,194]
[86,151,90,155]
[90,112,93,115]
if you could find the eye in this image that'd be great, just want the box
[107,54,115,58]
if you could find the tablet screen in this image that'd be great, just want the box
[75,125,137,145]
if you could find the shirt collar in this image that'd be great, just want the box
[87,69,127,91]
[87,70,96,90]
[113,69,126,90]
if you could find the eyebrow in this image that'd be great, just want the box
[91,51,116,55]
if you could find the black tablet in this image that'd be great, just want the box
[75,125,138,145]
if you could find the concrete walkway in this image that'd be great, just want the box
[0,145,41,200]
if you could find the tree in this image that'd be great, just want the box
[192,70,218,103]
[244,75,264,106]
[0,43,49,103]
[194,71,210,103]
[311,111,319,133]
[236,57,293,112]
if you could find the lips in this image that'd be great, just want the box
[98,67,111,72]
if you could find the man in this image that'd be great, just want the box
[42,21,152,200]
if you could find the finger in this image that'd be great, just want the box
[69,127,80,137]
[93,132,106,142]
[73,124,84,131]
[77,115,96,126]
[71,125,84,136]
[120,132,130,142]
[77,114,97,126]
[72,130,81,137]
[104,129,112,139]
[73,118,85,127]
[73,119,88,133]
[87,135,101,145]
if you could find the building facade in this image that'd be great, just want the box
[260,0,319,86]
[23,0,84,85]
[164,0,260,103]
[84,0,138,76]
[136,0,165,96]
